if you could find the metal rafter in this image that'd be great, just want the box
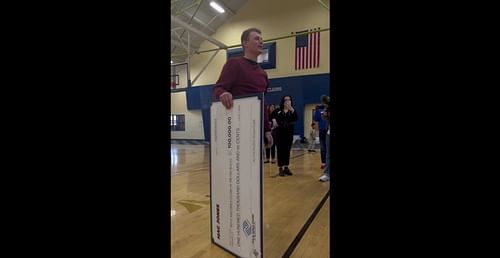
[318,0,329,11]
[171,0,204,54]
[181,11,216,33]
[171,15,227,49]
[171,38,197,53]
[201,14,219,33]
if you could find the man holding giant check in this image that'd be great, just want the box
[210,28,272,258]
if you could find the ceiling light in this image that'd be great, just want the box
[210,1,225,13]
[171,60,173,64]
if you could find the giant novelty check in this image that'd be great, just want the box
[210,94,263,258]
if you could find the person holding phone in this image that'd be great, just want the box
[271,95,298,177]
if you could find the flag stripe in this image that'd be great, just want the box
[299,47,301,69]
[312,30,316,68]
[307,32,310,69]
[301,47,304,69]
[313,30,317,67]
[309,32,312,69]
[315,30,319,68]
[306,33,310,69]
[300,47,306,69]
[311,32,314,68]
[299,47,302,70]
[307,31,312,68]
[316,30,320,67]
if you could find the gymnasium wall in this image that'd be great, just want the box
[185,73,330,141]
[171,0,330,140]
[171,92,205,139]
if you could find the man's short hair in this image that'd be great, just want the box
[241,28,261,49]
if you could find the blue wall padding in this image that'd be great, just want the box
[185,73,330,141]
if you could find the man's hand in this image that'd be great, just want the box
[265,131,273,149]
[219,92,233,109]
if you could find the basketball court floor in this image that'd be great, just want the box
[171,141,330,257]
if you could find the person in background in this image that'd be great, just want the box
[314,104,328,169]
[265,105,277,163]
[271,95,298,177]
[319,95,331,182]
[308,122,318,152]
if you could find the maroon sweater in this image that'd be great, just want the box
[213,57,271,131]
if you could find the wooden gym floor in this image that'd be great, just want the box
[171,141,330,258]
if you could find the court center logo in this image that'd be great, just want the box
[242,219,251,237]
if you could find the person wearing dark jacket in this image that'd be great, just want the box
[265,105,278,163]
[271,95,298,177]
[319,95,331,182]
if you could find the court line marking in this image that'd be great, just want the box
[171,167,209,176]
[282,189,330,258]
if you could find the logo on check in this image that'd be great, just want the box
[242,219,251,237]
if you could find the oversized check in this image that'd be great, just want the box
[210,95,263,258]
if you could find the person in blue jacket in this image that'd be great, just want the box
[314,104,328,169]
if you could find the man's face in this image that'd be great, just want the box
[243,31,263,55]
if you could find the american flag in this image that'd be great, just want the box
[295,28,320,70]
